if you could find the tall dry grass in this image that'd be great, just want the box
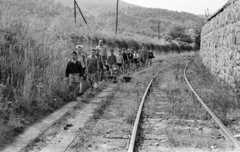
[0,0,82,147]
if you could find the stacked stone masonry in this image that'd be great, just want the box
[201,0,240,87]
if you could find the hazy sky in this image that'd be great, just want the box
[123,0,229,15]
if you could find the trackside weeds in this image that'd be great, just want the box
[2,51,239,152]
[64,54,172,152]
[138,57,221,151]
[134,53,240,152]
[66,52,204,152]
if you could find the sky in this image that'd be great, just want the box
[123,0,229,15]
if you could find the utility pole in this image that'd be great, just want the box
[74,0,76,24]
[74,0,88,26]
[158,20,160,40]
[115,0,119,35]
[160,21,161,39]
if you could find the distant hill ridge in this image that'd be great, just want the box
[54,0,204,39]
[54,0,138,14]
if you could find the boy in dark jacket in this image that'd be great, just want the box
[148,50,154,66]
[65,50,83,100]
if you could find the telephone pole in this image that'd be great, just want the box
[74,0,88,26]
[158,20,160,40]
[74,0,76,24]
[115,0,119,35]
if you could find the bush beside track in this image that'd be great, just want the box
[70,34,196,53]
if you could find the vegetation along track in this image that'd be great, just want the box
[1,82,115,152]
[1,61,163,152]
[128,57,240,152]
[184,63,240,151]
[128,63,173,152]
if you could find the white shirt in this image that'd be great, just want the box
[133,53,139,58]
[71,59,77,64]
[116,55,123,63]
[78,55,86,68]
[96,45,107,57]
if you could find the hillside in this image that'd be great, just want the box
[54,0,204,39]
[97,7,204,38]
[54,0,138,15]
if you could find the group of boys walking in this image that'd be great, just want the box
[65,40,154,99]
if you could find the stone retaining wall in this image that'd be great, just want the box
[200,0,240,87]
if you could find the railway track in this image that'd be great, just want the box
[58,59,174,152]
[2,62,162,152]
[128,61,240,152]
[128,64,172,152]
[6,55,239,152]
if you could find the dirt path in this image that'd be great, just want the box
[2,82,115,152]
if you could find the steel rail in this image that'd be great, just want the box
[128,65,170,152]
[5,61,161,152]
[63,63,164,152]
[184,64,240,150]
[18,63,161,152]
[16,61,158,152]
[63,62,164,151]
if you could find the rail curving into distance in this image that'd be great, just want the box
[128,65,170,152]
[184,64,240,151]
[128,62,240,152]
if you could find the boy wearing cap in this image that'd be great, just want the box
[65,51,83,100]
[76,45,87,95]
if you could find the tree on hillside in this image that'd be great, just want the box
[193,29,201,50]
[168,26,185,39]
[168,26,193,43]
[180,34,193,43]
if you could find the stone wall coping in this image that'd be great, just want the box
[205,0,231,23]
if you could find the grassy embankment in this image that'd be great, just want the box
[144,53,239,150]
